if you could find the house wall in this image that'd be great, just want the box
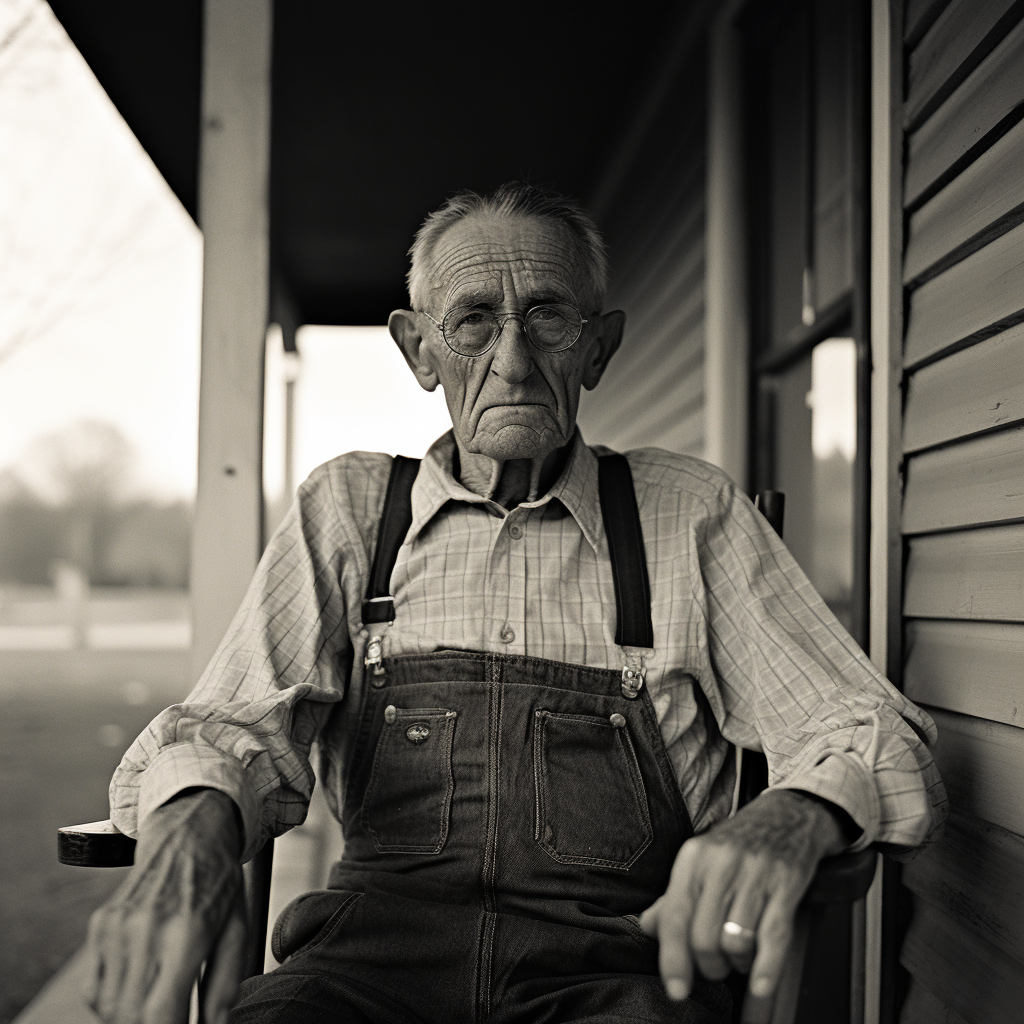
[576,48,708,459]
[893,2,1024,1021]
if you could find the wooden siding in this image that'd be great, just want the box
[903,323,1024,452]
[903,218,1024,368]
[904,116,1024,285]
[904,13,1024,207]
[577,51,707,458]
[904,620,1024,728]
[898,3,1024,1019]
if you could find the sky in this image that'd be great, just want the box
[0,0,450,505]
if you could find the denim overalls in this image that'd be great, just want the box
[231,456,730,1023]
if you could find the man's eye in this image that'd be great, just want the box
[456,311,490,327]
[530,307,559,321]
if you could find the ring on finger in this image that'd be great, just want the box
[722,920,756,943]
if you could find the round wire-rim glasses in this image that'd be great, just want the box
[421,303,588,357]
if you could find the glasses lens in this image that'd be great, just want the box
[442,308,499,355]
[525,304,583,351]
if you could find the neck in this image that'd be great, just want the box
[456,440,571,508]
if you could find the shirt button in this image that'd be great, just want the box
[509,524,523,540]
[499,626,515,644]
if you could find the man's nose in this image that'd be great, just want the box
[489,317,534,382]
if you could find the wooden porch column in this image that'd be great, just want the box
[705,6,749,490]
[190,0,273,679]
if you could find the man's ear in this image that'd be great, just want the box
[389,310,439,392]
[581,309,625,391]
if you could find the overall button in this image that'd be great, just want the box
[508,524,523,540]
[406,723,430,744]
[609,713,626,728]
[384,705,397,724]
[499,626,515,644]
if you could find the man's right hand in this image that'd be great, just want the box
[83,788,247,1024]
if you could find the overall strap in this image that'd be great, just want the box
[597,453,654,650]
[362,455,421,624]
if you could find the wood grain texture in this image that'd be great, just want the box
[905,15,1024,206]
[904,218,1024,368]
[904,619,1024,728]
[900,895,1024,1024]
[902,424,1024,533]
[904,524,1024,621]
[899,977,971,1024]
[903,322,1024,452]
[925,706,1024,834]
[904,117,1024,284]
[902,809,1024,966]
[905,0,1023,131]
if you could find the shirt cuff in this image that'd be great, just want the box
[136,742,263,862]
[771,751,879,852]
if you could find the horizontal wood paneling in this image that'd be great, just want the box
[905,15,1024,207]
[904,117,1024,284]
[905,619,1024,727]
[905,0,1024,132]
[903,323,1024,452]
[900,895,1024,1024]
[904,218,1024,367]
[899,977,970,1024]
[904,524,1024,621]
[902,809,1024,966]
[902,424,1024,533]
[925,706,1024,834]
[905,0,953,47]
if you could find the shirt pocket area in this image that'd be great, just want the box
[533,709,653,870]
[361,706,457,853]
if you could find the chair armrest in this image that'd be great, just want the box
[803,848,877,904]
[58,820,137,868]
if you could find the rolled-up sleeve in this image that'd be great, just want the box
[694,479,947,856]
[108,463,360,863]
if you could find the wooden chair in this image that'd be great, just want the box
[58,489,877,1023]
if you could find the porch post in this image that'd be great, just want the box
[867,0,904,1022]
[705,8,749,490]
[190,0,273,679]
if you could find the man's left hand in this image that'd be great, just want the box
[639,789,853,1003]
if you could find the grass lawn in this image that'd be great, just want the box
[0,649,191,1023]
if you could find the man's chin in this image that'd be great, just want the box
[468,419,566,462]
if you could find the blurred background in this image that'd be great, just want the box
[0,1,449,1017]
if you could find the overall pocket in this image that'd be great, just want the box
[533,709,652,870]
[361,706,457,853]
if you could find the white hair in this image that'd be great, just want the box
[407,182,609,313]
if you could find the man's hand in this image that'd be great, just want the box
[639,790,854,1004]
[82,788,247,1024]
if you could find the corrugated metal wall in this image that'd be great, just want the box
[896,1,1024,1021]
[577,49,708,458]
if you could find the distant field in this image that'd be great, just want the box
[0,648,191,1023]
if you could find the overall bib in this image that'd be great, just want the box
[231,456,730,1024]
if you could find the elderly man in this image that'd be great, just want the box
[84,183,945,1024]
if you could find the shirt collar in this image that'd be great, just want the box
[410,428,604,551]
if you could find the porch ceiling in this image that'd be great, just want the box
[46,1,697,326]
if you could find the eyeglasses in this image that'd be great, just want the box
[421,303,588,357]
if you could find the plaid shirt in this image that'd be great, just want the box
[110,430,946,862]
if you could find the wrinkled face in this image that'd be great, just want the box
[419,213,598,462]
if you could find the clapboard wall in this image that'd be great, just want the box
[896,1,1024,1021]
[576,48,708,458]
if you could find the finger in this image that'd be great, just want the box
[117,922,159,1023]
[638,897,663,937]
[142,919,206,1024]
[688,852,740,982]
[656,854,703,1000]
[200,894,249,1024]
[747,889,797,1000]
[720,883,769,975]
[89,918,128,1024]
